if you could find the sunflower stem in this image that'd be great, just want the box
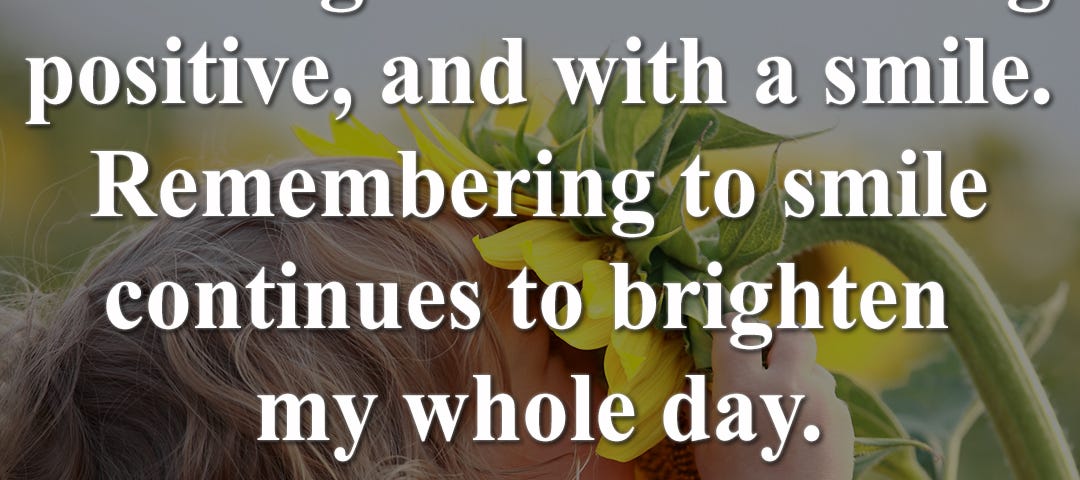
[745,211,1079,480]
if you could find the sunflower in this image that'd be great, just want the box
[296,73,802,463]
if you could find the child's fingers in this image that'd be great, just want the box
[813,365,838,391]
[765,330,817,371]
[711,315,767,385]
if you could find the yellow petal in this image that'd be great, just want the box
[552,260,618,354]
[401,108,470,181]
[293,115,400,160]
[582,260,616,320]
[417,107,497,175]
[332,116,401,159]
[605,342,629,390]
[598,334,691,462]
[606,298,663,381]
[294,126,353,157]
[596,408,668,463]
[623,338,691,418]
[554,305,613,350]
[609,328,650,382]
[510,201,540,216]
[401,108,542,216]
[473,220,574,270]
[522,236,604,285]
[606,329,688,396]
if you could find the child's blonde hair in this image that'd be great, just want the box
[0,158,517,479]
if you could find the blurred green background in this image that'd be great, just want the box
[1,0,1077,477]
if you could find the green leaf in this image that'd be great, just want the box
[470,124,548,171]
[855,438,937,479]
[835,374,934,480]
[666,108,775,157]
[569,189,617,238]
[1008,283,1067,356]
[654,174,720,270]
[547,91,590,144]
[881,284,1068,479]
[652,138,735,272]
[700,112,799,150]
[635,105,688,174]
[602,73,668,171]
[470,127,514,169]
[659,265,724,371]
[624,229,679,273]
[664,107,723,168]
[493,143,523,176]
[551,93,608,172]
[562,100,604,227]
[685,318,714,371]
[707,158,786,280]
[512,106,533,171]
[461,107,478,151]
[880,351,975,477]
[663,106,824,178]
[838,375,910,440]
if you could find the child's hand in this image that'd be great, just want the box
[695,327,855,480]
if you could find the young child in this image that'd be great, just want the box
[0,158,853,479]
